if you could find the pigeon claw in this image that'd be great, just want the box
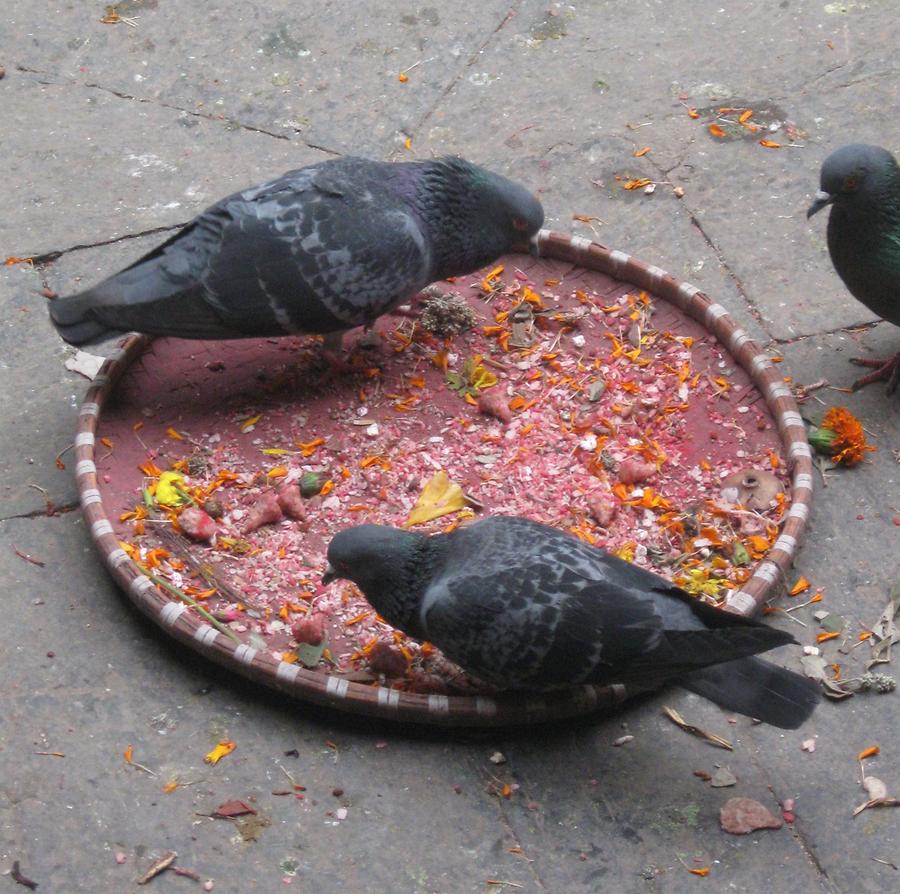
[849,351,900,394]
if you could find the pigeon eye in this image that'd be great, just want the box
[843,175,859,192]
[512,217,530,232]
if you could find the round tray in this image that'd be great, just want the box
[73,229,813,726]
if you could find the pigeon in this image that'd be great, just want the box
[324,516,819,729]
[807,143,900,392]
[48,155,544,349]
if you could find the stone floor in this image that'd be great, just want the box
[1,2,897,892]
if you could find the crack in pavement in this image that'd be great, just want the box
[15,65,343,157]
[685,210,776,340]
[410,3,523,142]
[468,751,550,893]
[1,501,80,523]
[742,744,842,894]
[30,224,187,266]
[764,319,880,347]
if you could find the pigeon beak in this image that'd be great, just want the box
[528,230,543,258]
[806,190,834,219]
[322,563,338,586]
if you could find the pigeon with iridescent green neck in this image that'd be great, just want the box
[808,144,900,393]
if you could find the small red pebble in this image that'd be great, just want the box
[453,784,462,794]
[242,490,283,533]
[292,614,325,646]
[115,852,127,865]
[367,641,408,678]
[782,811,795,823]
[856,514,864,520]
[477,389,513,424]
[179,506,217,541]
[276,482,306,521]
[587,493,617,527]
[332,788,344,797]
[46,650,55,658]
[616,457,656,484]
[205,360,226,372]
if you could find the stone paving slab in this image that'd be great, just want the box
[1,1,898,893]
[6,0,516,158]
[0,264,85,520]
[2,71,321,258]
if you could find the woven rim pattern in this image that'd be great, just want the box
[73,229,813,726]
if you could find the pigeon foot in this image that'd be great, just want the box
[850,351,900,394]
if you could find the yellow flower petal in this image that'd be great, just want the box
[155,471,186,507]
[404,471,466,528]
[204,740,236,765]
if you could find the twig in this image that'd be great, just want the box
[662,706,733,750]
[10,860,38,890]
[871,857,899,870]
[13,548,45,568]
[133,562,241,644]
[138,851,176,885]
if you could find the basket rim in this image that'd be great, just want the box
[72,228,813,726]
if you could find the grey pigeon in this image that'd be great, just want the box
[808,143,900,392]
[324,516,819,729]
[48,156,544,348]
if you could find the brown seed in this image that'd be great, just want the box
[332,788,344,797]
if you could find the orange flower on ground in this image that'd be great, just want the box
[808,406,875,466]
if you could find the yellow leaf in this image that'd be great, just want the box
[261,447,294,456]
[166,427,184,441]
[759,139,781,148]
[240,414,262,431]
[858,745,880,761]
[155,471,186,507]
[124,744,134,764]
[204,740,236,765]
[709,124,726,138]
[162,781,179,793]
[404,471,466,528]
[470,365,498,390]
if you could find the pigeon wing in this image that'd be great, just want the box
[201,164,433,333]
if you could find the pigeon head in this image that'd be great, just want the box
[324,525,432,636]
[417,157,545,278]
[807,144,900,218]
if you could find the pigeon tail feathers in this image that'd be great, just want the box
[48,287,126,346]
[679,656,819,730]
